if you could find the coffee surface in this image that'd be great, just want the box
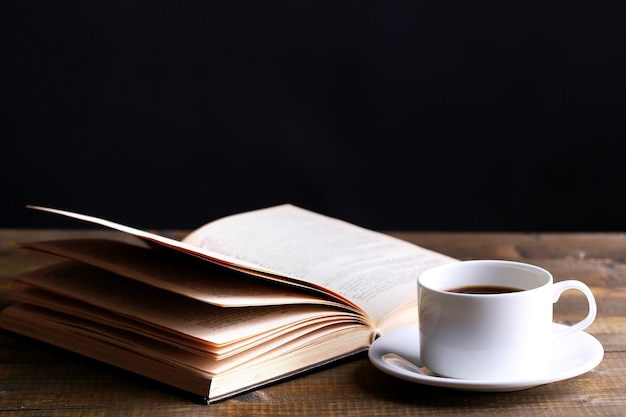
[446,285,523,294]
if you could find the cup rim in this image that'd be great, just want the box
[418,260,552,296]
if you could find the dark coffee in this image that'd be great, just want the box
[446,285,523,294]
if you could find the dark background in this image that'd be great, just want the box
[2,1,625,231]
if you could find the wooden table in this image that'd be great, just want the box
[1,230,625,416]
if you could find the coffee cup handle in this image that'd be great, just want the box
[552,280,597,341]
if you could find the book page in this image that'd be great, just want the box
[28,204,456,327]
[183,205,456,324]
[0,303,372,388]
[1,302,369,377]
[25,206,364,308]
[15,261,367,347]
[21,239,336,308]
[26,205,281,275]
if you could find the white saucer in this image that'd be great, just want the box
[369,323,604,392]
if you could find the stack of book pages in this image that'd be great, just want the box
[0,204,454,403]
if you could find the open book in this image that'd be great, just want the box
[0,204,456,403]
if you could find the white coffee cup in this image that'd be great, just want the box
[417,260,597,380]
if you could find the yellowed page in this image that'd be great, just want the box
[12,286,362,362]
[27,205,279,274]
[1,303,368,375]
[21,239,332,307]
[15,261,365,347]
[25,206,363,308]
[183,205,456,325]
[28,204,456,328]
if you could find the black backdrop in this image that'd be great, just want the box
[2,1,625,231]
